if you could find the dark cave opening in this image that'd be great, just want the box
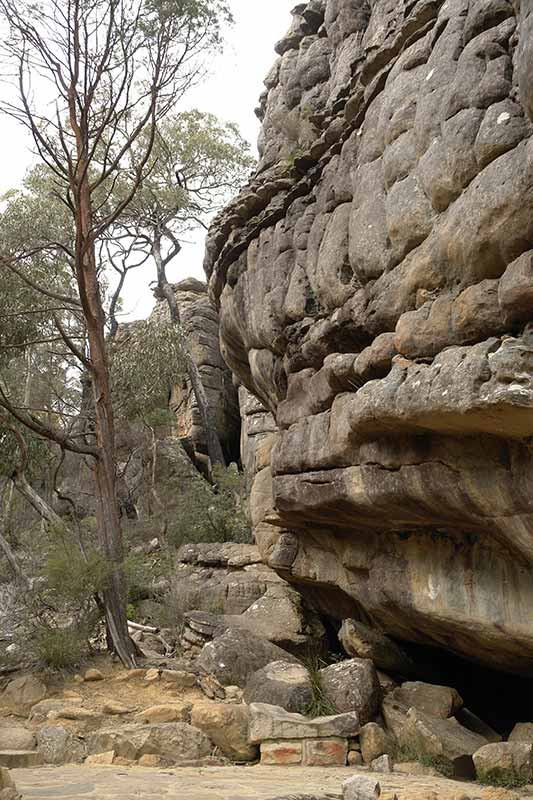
[399,640,533,737]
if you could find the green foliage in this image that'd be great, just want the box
[302,654,338,718]
[165,465,251,548]
[110,317,186,420]
[33,625,87,669]
[43,542,111,604]
[477,769,530,789]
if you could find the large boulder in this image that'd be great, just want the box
[0,728,35,751]
[390,681,463,720]
[339,620,415,675]
[244,661,313,713]
[359,722,392,765]
[197,627,300,687]
[319,659,381,725]
[249,703,360,743]
[509,722,533,744]
[190,703,258,761]
[473,742,533,784]
[2,676,46,715]
[37,725,87,765]
[88,723,212,764]
[223,583,326,656]
[205,0,533,678]
[400,708,489,767]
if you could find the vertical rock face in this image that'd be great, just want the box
[205,0,533,673]
[158,278,240,463]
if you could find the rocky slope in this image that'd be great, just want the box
[204,0,533,674]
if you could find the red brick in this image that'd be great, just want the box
[303,737,348,767]
[260,740,303,765]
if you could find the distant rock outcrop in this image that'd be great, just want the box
[154,278,240,465]
[205,0,533,674]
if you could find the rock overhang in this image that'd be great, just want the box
[205,0,533,675]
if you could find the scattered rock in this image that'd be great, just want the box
[249,703,359,743]
[2,676,47,714]
[224,686,244,703]
[144,669,160,683]
[37,725,87,765]
[359,722,391,765]
[348,750,364,766]
[319,659,381,725]
[198,628,300,688]
[134,703,191,724]
[391,681,463,720]
[84,669,104,683]
[473,742,533,783]
[244,661,313,713]
[342,774,381,800]
[0,728,35,752]
[401,708,489,767]
[102,701,132,716]
[85,751,115,766]
[88,723,213,765]
[191,703,258,761]
[159,670,196,689]
[509,722,533,744]
[371,754,393,773]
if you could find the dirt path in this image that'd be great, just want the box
[13,765,533,800]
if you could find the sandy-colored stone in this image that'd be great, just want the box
[190,704,257,762]
[84,752,115,766]
[102,702,131,716]
[134,703,191,724]
[84,670,104,683]
[2,676,47,714]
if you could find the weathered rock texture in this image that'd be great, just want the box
[205,0,533,675]
[155,277,240,464]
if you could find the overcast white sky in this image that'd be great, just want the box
[0,0,294,320]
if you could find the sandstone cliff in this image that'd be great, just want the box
[154,277,240,465]
[205,0,533,674]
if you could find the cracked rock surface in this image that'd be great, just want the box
[205,0,533,673]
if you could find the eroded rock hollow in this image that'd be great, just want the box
[205,0,533,674]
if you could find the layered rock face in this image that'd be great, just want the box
[157,278,240,463]
[205,0,533,673]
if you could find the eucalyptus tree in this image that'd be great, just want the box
[0,0,232,665]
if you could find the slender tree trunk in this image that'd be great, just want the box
[12,471,69,533]
[72,167,136,667]
[152,235,226,472]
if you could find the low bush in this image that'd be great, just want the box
[33,625,87,669]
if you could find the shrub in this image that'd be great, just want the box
[34,625,86,669]
[44,542,110,604]
[165,465,251,548]
[302,654,337,718]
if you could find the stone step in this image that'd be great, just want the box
[0,751,43,769]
